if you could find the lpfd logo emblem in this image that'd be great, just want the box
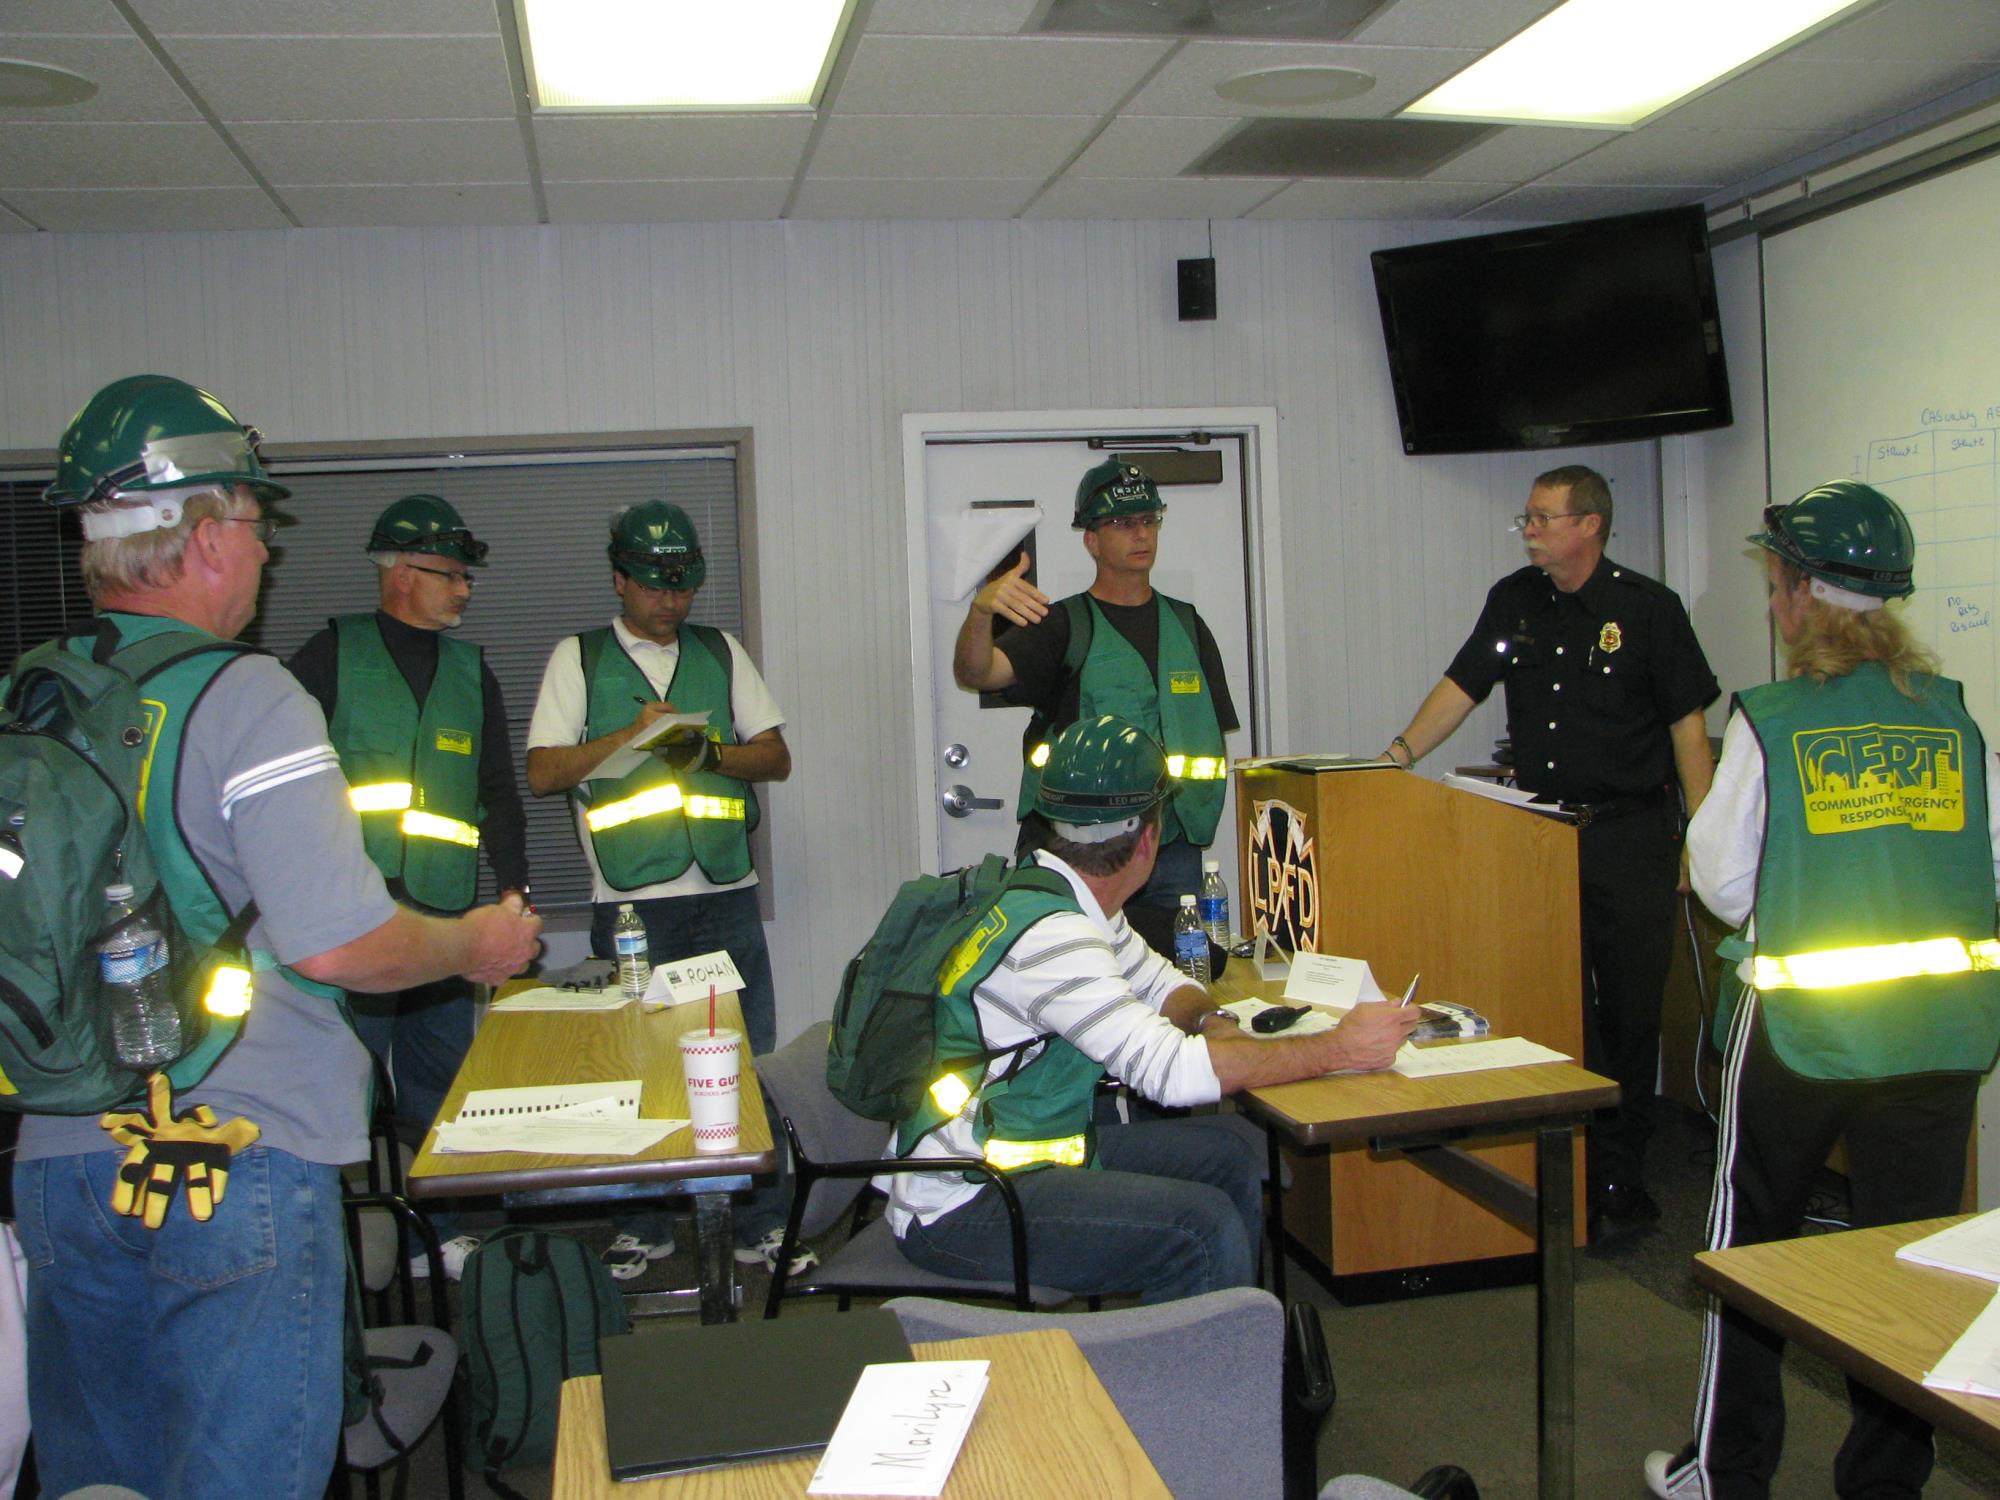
[1245,799,1318,954]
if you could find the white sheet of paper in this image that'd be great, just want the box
[1924,1286,2000,1397]
[1897,1209,2000,1282]
[1391,1036,1571,1077]
[485,984,631,1013]
[644,948,746,1006]
[430,1118,683,1156]
[808,1361,991,1497]
[1284,953,1388,1007]
[587,711,712,783]
[1440,773,1573,820]
[1219,999,1338,1039]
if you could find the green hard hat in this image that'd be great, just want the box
[609,501,706,590]
[1750,481,1915,600]
[44,373,289,510]
[1072,459,1163,530]
[368,493,489,565]
[1034,715,1170,827]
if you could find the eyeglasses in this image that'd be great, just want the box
[1511,511,1585,532]
[1096,510,1167,533]
[219,515,280,543]
[405,561,476,589]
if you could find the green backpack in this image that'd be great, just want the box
[826,853,1071,1122]
[460,1228,630,1486]
[0,625,256,1113]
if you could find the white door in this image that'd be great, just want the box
[920,434,1257,918]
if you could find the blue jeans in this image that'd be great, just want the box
[896,1119,1261,1304]
[592,887,788,1243]
[349,975,473,1241]
[14,1147,346,1500]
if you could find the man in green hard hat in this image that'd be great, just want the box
[287,493,530,1277]
[952,458,1240,952]
[886,714,1417,1304]
[1646,481,2000,1500]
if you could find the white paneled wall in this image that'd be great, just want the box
[0,217,1667,1042]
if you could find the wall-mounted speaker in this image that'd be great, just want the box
[1177,257,1216,322]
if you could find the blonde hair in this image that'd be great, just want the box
[79,487,242,601]
[1777,561,1938,698]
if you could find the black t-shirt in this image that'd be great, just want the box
[286,610,530,899]
[997,593,1240,735]
[1445,558,1717,804]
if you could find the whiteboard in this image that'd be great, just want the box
[1765,150,2000,743]
[1764,153,2000,1208]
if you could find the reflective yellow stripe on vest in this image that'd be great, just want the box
[349,781,413,813]
[983,1135,1089,1171]
[1752,937,2000,991]
[930,1073,973,1116]
[0,845,20,880]
[204,964,253,1018]
[401,810,480,849]
[1164,754,1226,781]
[585,783,747,833]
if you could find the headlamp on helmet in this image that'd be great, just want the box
[1072,459,1164,531]
[1034,715,1171,843]
[609,500,707,591]
[368,494,490,565]
[1749,481,1915,603]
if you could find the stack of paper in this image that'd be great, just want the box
[1392,1036,1570,1078]
[1923,1287,2000,1398]
[431,1081,685,1156]
[1896,1211,2000,1282]
[486,984,629,1013]
[809,1361,990,1497]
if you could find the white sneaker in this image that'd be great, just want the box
[1644,1444,1703,1498]
[601,1230,676,1282]
[408,1233,481,1283]
[733,1227,820,1277]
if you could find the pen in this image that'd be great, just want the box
[1399,974,1420,1007]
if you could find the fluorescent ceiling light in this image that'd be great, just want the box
[520,0,853,111]
[1402,0,1867,129]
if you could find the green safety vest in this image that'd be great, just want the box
[1014,593,1228,845]
[1717,663,2000,1081]
[896,872,1107,1174]
[99,613,347,1091]
[574,624,760,890]
[327,614,484,912]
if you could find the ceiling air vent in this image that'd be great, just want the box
[1186,118,1496,179]
[1033,0,1389,42]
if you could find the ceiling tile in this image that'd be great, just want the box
[1191,118,1495,177]
[1349,0,1561,47]
[1426,124,1619,181]
[1662,55,1998,133]
[544,179,793,223]
[0,36,200,122]
[1027,175,1283,218]
[283,182,538,227]
[536,115,815,181]
[1792,0,2000,62]
[0,2,128,37]
[162,37,516,121]
[237,120,527,185]
[1069,116,1237,178]
[2,185,288,231]
[129,0,498,36]
[1461,182,1706,221]
[864,0,1043,35]
[1124,39,1482,117]
[791,177,1042,218]
[1547,127,1844,187]
[810,114,1099,179]
[0,122,249,189]
[832,33,1172,116]
[1248,178,1505,218]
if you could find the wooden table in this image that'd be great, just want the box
[409,989,776,1323]
[1694,1216,2000,1456]
[550,1327,1168,1498]
[1220,972,1618,1500]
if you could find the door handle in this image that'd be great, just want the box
[942,784,1005,818]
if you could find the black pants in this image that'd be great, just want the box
[1576,805,1681,1194]
[1684,990,1976,1500]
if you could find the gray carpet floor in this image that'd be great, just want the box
[343,1103,2000,1499]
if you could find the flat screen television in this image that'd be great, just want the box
[1370,205,1732,455]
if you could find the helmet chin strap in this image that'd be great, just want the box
[1809,576,1886,613]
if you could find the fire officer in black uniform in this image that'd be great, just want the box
[1381,465,1718,1242]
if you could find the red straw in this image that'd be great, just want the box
[708,984,716,1037]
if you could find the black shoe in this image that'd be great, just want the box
[1588,1182,1661,1246]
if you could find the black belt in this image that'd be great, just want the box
[1559,785,1676,828]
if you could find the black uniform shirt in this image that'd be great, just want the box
[287,610,530,902]
[997,594,1240,735]
[1444,557,1718,804]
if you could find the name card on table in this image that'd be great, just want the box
[1283,952,1392,1007]
[809,1361,991,1497]
[642,948,745,1007]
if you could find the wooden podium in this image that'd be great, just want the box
[1233,763,1587,1278]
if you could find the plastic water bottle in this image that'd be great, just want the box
[1199,860,1231,949]
[98,883,179,1069]
[1173,894,1210,986]
[614,903,650,999]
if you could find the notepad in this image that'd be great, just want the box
[455,1081,641,1119]
[1896,1210,2000,1282]
[1391,1036,1570,1077]
[1924,1286,2000,1398]
[429,1080,685,1156]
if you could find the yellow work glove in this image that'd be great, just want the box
[100,1073,262,1229]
